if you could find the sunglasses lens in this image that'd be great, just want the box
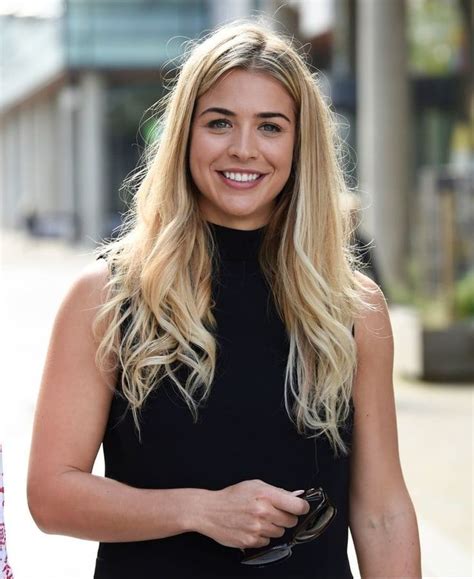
[295,505,336,542]
[241,545,292,567]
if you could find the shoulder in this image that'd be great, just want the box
[353,270,385,307]
[54,258,112,338]
[65,257,110,307]
[76,256,110,290]
[40,257,118,403]
[350,272,394,429]
[352,271,391,338]
[351,271,393,376]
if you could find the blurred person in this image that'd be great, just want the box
[27,20,421,579]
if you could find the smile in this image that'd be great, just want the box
[222,171,261,182]
[217,171,266,190]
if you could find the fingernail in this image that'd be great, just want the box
[292,489,305,495]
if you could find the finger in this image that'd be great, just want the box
[272,510,299,529]
[258,514,287,539]
[277,487,305,497]
[270,488,310,516]
[267,522,287,539]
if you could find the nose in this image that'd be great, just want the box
[227,127,258,161]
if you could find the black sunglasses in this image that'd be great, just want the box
[240,487,336,567]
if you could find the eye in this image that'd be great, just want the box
[207,119,231,129]
[260,123,281,133]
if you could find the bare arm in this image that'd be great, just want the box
[28,260,309,546]
[27,259,209,542]
[349,273,421,578]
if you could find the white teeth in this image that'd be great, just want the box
[223,171,260,182]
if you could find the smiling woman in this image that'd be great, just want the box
[190,69,295,230]
[27,18,421,579]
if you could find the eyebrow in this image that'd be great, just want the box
[199,107,292,124]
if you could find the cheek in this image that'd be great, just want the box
[190,133,221,176]
[271,143,294,178]
[189,144,200,179]
[261,135,294,170]
[189,143,207,182]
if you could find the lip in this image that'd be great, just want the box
[216,170,266,190]
[219,168,265,175]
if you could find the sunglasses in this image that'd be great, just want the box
[240,487,336,567]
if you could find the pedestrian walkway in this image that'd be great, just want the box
[1,230,472,578]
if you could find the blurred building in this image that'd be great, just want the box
[0,0,472,297]
[0,0,210,245]
[293,0,472,295]
[0,0,280,245]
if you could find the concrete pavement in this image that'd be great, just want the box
[1,230,472,578]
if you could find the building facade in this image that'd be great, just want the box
[1,0,472,296]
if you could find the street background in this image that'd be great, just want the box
[0,232,472,578]
[1,0,473,577]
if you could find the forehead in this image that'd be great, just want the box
[195,69,295,118]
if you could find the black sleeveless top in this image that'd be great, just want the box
[94,222,354,578]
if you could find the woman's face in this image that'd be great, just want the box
[189,68,296,230]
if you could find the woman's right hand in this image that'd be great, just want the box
[195,479,310,550]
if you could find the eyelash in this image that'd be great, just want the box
[206,119,282,133]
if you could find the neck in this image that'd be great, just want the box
[207,220,266,261]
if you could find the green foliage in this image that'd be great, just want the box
[388,258,474,327]
[407,0,464,75]
[387,256,424,306]
[454,270,474,319]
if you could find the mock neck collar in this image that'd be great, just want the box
[207,221,266,261]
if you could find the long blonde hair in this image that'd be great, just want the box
[94,20,376,455]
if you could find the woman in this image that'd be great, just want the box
[27,20,421,578]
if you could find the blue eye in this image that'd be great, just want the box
[261,123,281,133]
[207,119,231,129]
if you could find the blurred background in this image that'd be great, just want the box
[0,1,472,578]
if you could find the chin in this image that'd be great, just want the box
[199,193,272,223]
[212,201,257,216]
[221,210,261,223]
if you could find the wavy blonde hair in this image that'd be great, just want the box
[94,19,376,455]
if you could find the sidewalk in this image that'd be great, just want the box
[1,230,472,578]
